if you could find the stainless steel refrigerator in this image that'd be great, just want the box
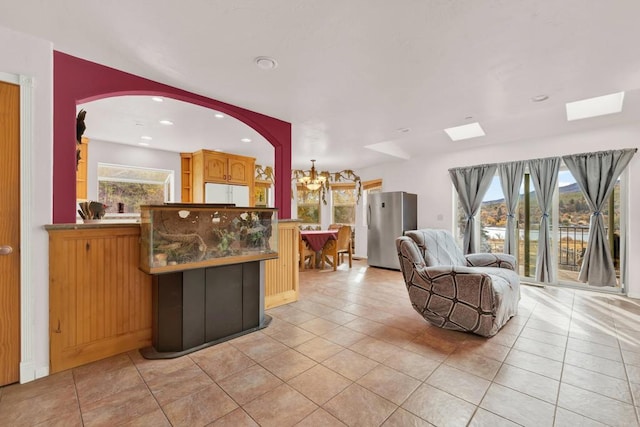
[367,191,417,270]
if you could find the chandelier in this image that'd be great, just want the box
[297,160,327,191]
[292,159,362,205]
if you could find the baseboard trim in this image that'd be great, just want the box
[19,362,49,384]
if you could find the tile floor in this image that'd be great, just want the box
[2,259,640,426]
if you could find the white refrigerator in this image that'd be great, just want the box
[367,191,417,270]
[205,183,250,206]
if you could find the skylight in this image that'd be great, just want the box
[566,92,625,121]
[444,122,486,141]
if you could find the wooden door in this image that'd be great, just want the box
[0,80,21,386]
[227,155,253,185]
[203,151,228,182]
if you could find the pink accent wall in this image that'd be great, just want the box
[53,51,291,223]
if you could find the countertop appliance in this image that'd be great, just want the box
[367,191,417,270]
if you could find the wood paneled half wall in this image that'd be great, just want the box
[265,220,300,309]
[46,220,300,372]
[47,224,152,373]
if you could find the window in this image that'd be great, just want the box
[331,184,357,225]
[455,162,627,291]
[479,175,506,253]
[296,185,321,225]
[97,163,174,213]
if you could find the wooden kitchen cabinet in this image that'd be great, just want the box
[202,151,227,182]
[182,150,255,204]
[180,153,193,202]
[200,150,253,185]
[226,154,253,185]
[76,137,89,200]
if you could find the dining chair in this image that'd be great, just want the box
[299,233,316,270]
[321,225,352,270]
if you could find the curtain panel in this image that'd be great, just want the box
[498,161,525,258]
[449,164,497,254]
[527,157,560,283]
[451,147,636,287]
[562,148,637,286]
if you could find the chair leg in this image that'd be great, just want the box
[348,250,352,268]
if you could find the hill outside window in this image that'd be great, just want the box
[97,163,174,214]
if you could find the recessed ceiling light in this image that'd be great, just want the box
[566,91,625,121]
[140,135,153,140]
[159,120,174,125]
[214,113,224,119]
[255,56,278,70]
[241,138,252,143]
[444,122,486,141]
[138,142,150,146]
[151,97,163,102]
[531,94,549,102]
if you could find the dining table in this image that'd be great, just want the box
[300,229,339,252]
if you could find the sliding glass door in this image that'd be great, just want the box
[457,165,626,292]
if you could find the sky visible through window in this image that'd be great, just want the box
[483,170,575,202]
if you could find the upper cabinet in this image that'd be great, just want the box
[198,150,254,186]
[182,150,256,205]
[201,151,253,185]
[202,151,227,182]
[226,155,253,185]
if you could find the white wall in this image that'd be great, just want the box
[0,25,53,381]
[358,123,640,297]
[87,139,182,203]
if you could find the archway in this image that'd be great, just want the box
[53,51,291,223]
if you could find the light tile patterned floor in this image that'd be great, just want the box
[2,259,640,426]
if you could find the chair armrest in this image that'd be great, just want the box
[397,236,426,271]
[465,253,516,271]
[406,264,496,317]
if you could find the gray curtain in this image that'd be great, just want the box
[498,161,525,258]
[449,164,497,254]
[562,148,637,286]
[528,157,560,283]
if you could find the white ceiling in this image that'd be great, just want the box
[2,1,640,170]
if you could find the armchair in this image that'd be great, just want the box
[396,229,520,337]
